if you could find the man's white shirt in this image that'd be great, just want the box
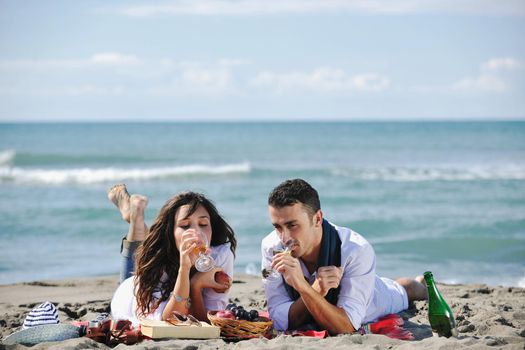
[261,222,408,331]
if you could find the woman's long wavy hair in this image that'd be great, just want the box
[133,191,237,317]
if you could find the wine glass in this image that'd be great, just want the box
[193,230,215,272]
[262,240,295,279]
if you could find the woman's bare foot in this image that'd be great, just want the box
[107,184,131,223]
[127,194,149,242]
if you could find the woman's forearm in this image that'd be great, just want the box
[189,283,207,321]
[161,266,192,320]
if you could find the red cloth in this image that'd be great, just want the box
[259,311,270,319]
[281,313,413,340]
[363,314,414,340]
[287,330,328,338]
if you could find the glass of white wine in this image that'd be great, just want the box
[262,240,296,279]
[193,230,215,272]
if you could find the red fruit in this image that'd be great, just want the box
[216,310,235,319]
[213,271,232,293]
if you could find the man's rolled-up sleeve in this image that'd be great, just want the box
[261,239,293,331]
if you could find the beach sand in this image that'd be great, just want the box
[1,274,524,349]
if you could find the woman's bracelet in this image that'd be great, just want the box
[169,292,191,309]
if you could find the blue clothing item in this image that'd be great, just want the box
[3,324,83,345]
[120,238,141,283]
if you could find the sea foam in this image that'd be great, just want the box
[0,162,251,184]
[0,149,15,165]
[331,165,525,181]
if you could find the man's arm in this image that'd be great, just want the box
[287,297,313,329]
[287,266,343,330]
[274,255,354,334]
[295,278,355,334]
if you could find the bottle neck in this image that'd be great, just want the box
[424,272,434,287]
[424,272,442,300]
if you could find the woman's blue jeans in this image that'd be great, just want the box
[120,238,141,283]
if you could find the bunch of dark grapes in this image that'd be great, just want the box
[226,303,260,322]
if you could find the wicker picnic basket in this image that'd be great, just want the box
[207,311,273,339]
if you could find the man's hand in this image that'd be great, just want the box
[272,252,306,290]
[312,266,343,297]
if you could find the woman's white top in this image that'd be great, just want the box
[111,243,234,326]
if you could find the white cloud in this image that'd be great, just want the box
[144,58,252,96]
[149,65,238,97]
[119,0,525,17]
[352,74,390,92]
[218,58,252,67]
[0,85,125,96]
[0,59,85,70]
[3,58,392,98]
[251,67,390,94]
[481,58,523,72]
[0,55,247,97]
[51,85,125,96]
[453,57,523,93]
[453,75,507,92]
[90,53,140,65]
[0,52,140,70]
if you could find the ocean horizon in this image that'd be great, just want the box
[1,121,524,287]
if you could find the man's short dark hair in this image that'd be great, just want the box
[268,179,321,217]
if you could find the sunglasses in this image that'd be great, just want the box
[166,311,202,327]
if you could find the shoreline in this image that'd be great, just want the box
[1,274,524,349]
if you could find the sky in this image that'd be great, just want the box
[0,0,524,122]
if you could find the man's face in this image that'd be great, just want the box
[268,202,322,259]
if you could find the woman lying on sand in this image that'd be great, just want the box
[107,184,237,325]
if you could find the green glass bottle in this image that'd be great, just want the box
[424,271,458,338]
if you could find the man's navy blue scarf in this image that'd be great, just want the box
[283,219,342,306]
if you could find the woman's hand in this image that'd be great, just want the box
[191,267,232,293]
[178,229,202,270]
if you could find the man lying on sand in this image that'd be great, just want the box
[261,179,428,335]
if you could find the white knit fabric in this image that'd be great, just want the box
[23,301,59,329]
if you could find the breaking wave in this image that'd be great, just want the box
[331,165,525,181]
[0,150,15,165]
[0,162,251,184]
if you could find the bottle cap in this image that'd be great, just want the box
[423,271,434,283]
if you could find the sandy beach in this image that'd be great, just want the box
[1,274,524,349]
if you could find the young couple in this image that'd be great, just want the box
[108,179,427,335]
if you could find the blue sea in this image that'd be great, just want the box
[0,122,524,287]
